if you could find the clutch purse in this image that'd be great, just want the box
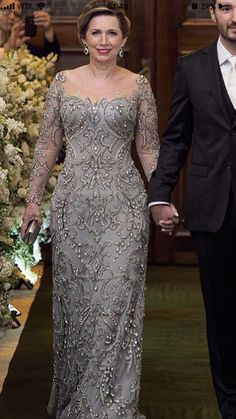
[23,220,40,245]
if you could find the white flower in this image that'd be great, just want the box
[17,187,27,199]
[4,143,18,158]
[21,141,30,157]
[14,256,39,285]
[28,123,39,138]
[0,168,8,182]
[0,97,7,113]
[0,256,13,282]
[14,154,24,167]
[3,282,11,291]
[33,241,42,264]
[21,58,30,66]
[0,184,10,203]
[0,74,9,96]
[17,74,26,84]
[47,176,57,190]
[25,88,34,99]
[5,118,26,136]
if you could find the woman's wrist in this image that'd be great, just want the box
[44,27,54,42]
[3,41,10,52]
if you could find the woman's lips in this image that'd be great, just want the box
[96,49,111,55]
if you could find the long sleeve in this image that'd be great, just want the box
[27,35,61,59]
[26,74,64,205]
[148,58,193,203]
[135,77,160,181]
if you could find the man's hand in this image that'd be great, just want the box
[151,203,179,235]
[33,11,54,42]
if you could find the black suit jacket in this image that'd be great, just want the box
[149,41,236,232]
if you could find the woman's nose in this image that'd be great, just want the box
[100,33,108,45]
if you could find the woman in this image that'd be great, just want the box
[21,1,163,418]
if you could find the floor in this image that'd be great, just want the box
[0,265,43,393]
[0,265,220,419]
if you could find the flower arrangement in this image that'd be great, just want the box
[0,45,60,330]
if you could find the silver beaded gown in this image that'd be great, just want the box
[26,71,159,419]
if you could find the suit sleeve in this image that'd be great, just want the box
[148,58,193,203]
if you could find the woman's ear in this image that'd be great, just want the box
[121,37,128,48]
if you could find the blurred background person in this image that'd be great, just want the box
[0,0,60,57]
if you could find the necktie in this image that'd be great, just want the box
[228,56,236,108]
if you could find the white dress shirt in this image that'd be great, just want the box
[218,36,236,107]
[149,37,236,208]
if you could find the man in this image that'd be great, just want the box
[149,1,236,418]
[0,0,60,57]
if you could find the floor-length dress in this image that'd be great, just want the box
[26,71,159,419]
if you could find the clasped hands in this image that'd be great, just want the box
[151,203,179,236]
[4,11,54,51]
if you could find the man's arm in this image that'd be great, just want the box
[149,57,193,205]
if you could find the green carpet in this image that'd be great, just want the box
[0,266,220,419]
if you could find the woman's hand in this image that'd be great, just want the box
[33,11,55,42]
[4,20,30,51]
[20,203,42,240]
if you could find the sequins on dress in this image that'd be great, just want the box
[26,70,159,419]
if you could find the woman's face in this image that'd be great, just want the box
[84,15,126,63]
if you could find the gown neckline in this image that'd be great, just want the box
[60,92,139,107]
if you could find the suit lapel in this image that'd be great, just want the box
[202,42,234,128]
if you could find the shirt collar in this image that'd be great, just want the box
[217,37,234,65]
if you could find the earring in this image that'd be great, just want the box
[83,44,89,55]
[119,47,124,58]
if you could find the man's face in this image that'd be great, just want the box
[210,1,236,42]
[0,0,22,31]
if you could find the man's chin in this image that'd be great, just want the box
[228,28,236,37]
[221,33,236,43]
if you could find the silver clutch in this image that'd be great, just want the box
[23,220,40,245]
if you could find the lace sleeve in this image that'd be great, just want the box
[26,72,64,205]
[135,76,160,181]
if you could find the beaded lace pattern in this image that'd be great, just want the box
[27,71,160,419]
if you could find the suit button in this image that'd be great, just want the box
[231,131,236,136]
[227,164,231,170]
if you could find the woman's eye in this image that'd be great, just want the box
[91,30,100,35]
[109,31,117,36]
